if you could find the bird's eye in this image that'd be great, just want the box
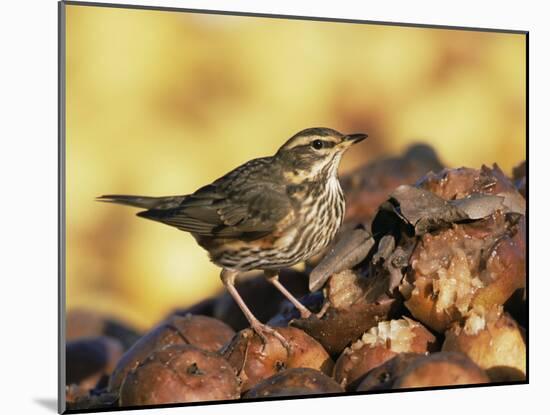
[311,139,324,150]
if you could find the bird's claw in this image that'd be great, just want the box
[314,301,331,319]
[250,321,291,355]
[297,306,312,320]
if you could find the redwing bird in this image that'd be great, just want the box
[98,127,367,348]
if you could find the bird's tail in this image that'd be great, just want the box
[96,194,186,210]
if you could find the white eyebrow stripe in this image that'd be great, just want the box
[283,136,312,149]
[284,135,339,150]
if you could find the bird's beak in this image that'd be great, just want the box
[340,133,368,148]
[345,133,368,144]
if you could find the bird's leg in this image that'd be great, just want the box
[264,270,312,319]
[220,269,291,353]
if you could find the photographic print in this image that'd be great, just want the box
[59,1,527,413]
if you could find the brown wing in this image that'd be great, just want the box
[137,159,292,239]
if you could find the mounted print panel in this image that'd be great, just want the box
[59,1,527,413]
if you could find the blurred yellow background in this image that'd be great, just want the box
[65,4,526,330]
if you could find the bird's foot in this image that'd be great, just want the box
[314,301,331,319]
[295,303,312,320]
[250,320,291,355]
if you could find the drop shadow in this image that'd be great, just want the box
[34,398,57,413]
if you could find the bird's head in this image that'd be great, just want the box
[275,127,367,182]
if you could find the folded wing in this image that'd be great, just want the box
[138,166,292,240]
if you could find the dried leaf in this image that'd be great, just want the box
[309,226,375,292]
[379,185,519,236]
